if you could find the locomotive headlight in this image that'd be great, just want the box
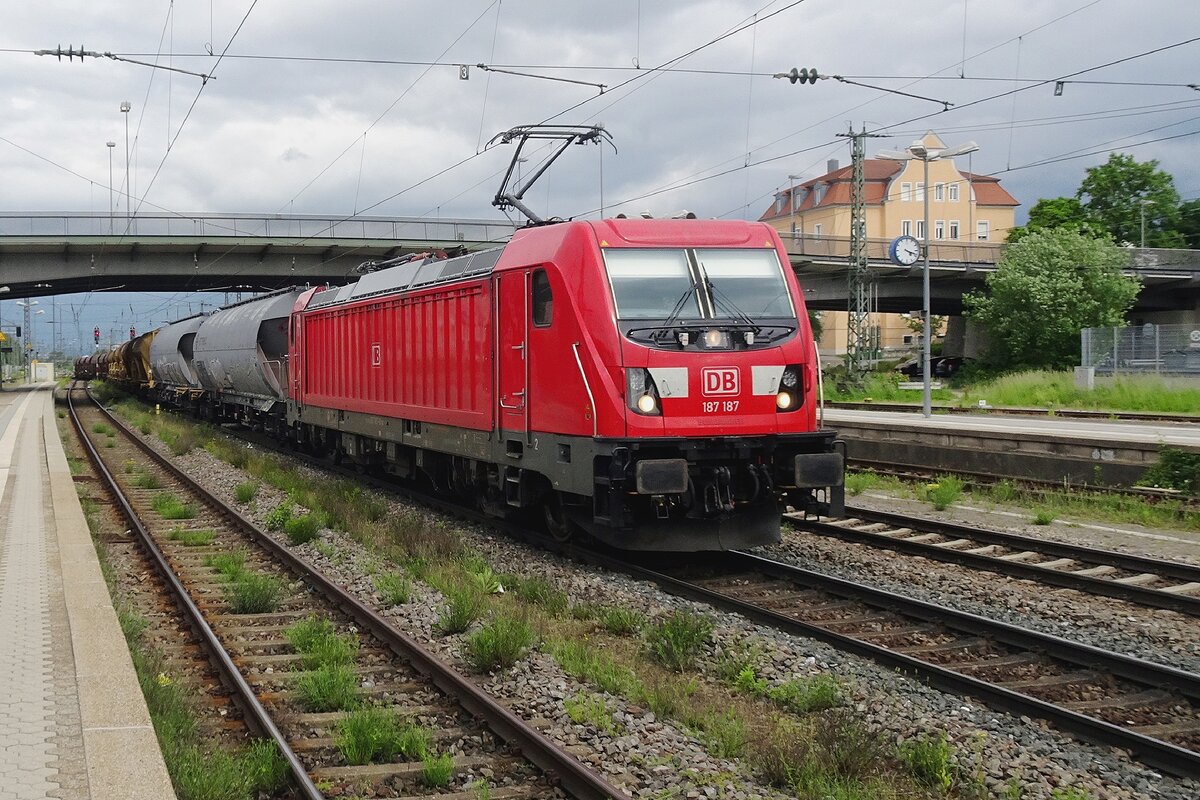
[704,329,728,348]
[626,368,663,416]
[776,391,793,409]
[781,365,800,388]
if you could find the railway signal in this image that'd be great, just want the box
[94,326,101,344]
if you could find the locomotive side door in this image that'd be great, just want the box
[496,269,529,437]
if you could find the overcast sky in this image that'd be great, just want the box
[2,0,1198,354]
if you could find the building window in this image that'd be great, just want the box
[976,220,990,241]
[532,269,553,327]
[813,223,823,238]
[903,334,914,345]
[901,220,912,236]
[934,220,945,240]
[948,183,959,202]
[915,182,925,201]
[775,193,788,215]
[916,220,926,240]
[790,221,800,239]
[949,220,960,240]
[934,183,945,201]
[813,184,826,204]
[900,182,912,202]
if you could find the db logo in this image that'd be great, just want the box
[701,367,739,396]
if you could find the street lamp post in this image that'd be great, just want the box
[107,141,116,234]
[787,174,803,246]
[877,139,978,418]
[120,101,132,228]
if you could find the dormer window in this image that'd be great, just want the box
[813,184,826,204]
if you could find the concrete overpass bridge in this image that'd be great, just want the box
[787,233,1200,321]
[0,212,517,299]
[0,213,1196,324]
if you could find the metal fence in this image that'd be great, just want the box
[1081,324,1200,375]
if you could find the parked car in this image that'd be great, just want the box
[897,356,967,379]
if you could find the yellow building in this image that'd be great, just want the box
[760,132,1019,356]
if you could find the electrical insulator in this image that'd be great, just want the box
[784,67,819,85]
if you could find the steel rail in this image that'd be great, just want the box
[559,544,1200,779]
[826,400,1200,425]
[67,386,326,800]
[84,387,630,800]
[786,507,1200,615]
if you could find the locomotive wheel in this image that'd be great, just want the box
[543,492,574,543]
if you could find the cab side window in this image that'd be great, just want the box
[532,269,553,327]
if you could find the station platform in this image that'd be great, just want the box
[822,407,1200,485]
[0,385,175,800]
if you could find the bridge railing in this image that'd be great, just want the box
[0,212,518,244]
[784,233,1004,265]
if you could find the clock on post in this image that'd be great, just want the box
[889,235,921,266]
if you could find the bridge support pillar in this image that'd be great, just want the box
[943,316,989,360]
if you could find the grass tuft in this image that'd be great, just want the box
[295,663,359,712]
[511,575,568,615]
[285,617,358,670]
[899,733,955,793]
[283,513,321,545]
[421,752,455,788]
[466,614,536,672]
[225,572,285,614]
[233,481,259,503]
[167,527,216,547]
[436,584,486,635]
[599,606,645,636]
[337,708,430,765]
[374,573,412,605]
[151,492,195,520]
[264,500,294,531]
[922,474,965,511]
[204,550,248,581]
[645,611,713,672]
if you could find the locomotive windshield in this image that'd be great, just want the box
[603,248,794,320]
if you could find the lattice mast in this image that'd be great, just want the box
[837,125,883,379]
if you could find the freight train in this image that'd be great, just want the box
[79,218,844,551]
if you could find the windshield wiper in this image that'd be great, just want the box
[706,278,759,329]
[652,280,703,340]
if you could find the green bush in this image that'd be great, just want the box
[1140,447,1200,494]
[225,572,285,614]
[1032,509,1055,525]
[233,481,259,503]
[284,514,321,545]
[899,733,955,792]
[264,500,294,531]
[565,694,613,731]
[466,614,536,672]
[645,612,714,672]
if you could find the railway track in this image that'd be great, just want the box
[83,386,1200,781]
[68,385,628,800]
[587,547,1200,779]
[827,400,1199,425]
[784,507,1200,615]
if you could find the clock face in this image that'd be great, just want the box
[892,236,921,266]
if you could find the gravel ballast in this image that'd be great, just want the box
[119,417,1200,800]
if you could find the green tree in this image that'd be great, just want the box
[964,229,1139,370]
[1006,196,1105,242]
[1076,153,1184,247]
[1178,198,1200,250]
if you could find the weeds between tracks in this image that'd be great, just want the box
[98,387,1066,798]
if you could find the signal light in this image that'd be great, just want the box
[94,326,101,344]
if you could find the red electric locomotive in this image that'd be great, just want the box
[287,217,842,551]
